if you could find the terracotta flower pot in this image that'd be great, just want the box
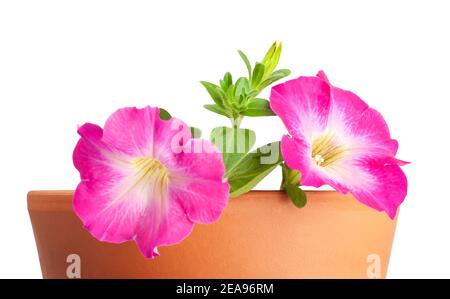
[27,190,398,278]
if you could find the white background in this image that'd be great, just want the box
[0,0,449,278]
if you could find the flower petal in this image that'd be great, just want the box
[134,199,193,258]
[102,107,158,156]
[169,139,230,224]
[281,134,351,193]
[134,139,229,257]
[316,70,330,83]
[346,107,400,158]
[346,159,407,219]
[281,135,323,188]
[319,71,400,160]
[289,144,408,218]
[102,106,191,160]
[73,123,140,242]
[270,76,331,138]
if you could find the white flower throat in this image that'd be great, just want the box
[130,157,170,199]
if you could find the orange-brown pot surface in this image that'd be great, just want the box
[28,190,398,278]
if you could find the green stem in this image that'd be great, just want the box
[231,116,243,128]
[280,163,288,190]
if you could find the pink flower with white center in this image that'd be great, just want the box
[270,71,408,219]
[73,106,229,258]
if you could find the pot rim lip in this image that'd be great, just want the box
[26,189,340,212]
[27,189,339,200]
[27,189,337,195]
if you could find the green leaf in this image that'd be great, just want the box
[266,42,282,75]
[286,185,307,208]
[251,63,265,89]
[227,141,283,197]
[210,127,256,173]
[270,68,291,78]
[219,79,226,91]
[200,81,226,107]
[280,163,301,188]
[281,163,306,208]
[246,89,259,98]
[224,72,232,88]
[234,77,250,101]
[257,69,291,90]
[240,98,275,116]
[262,42,277,66]
[190,127,202,138]
[159,108,172,120]
[220,72,233,91]
[226,84,236,104]
[238,50,252,80]
[203,104,231,117]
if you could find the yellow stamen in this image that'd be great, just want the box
[130,157,169,203]
[311,133,347,167]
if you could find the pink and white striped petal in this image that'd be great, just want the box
[271,71,408,218]
[73,106,229,258]
[270,76,331,139]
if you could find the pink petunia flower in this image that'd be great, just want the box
[73,106,230,258]
[270,71,408,219]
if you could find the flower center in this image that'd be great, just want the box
[130,157,169,198]
[313,154,325,166]
[311,133,347,167]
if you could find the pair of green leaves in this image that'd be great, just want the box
[211,126,256,173]
[210,126,283,197]
[202,42,290,123]
[210,126,305,207]
[202,77,274,119]
[227,142,283,197]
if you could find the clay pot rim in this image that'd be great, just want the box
[27,190,373,212]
